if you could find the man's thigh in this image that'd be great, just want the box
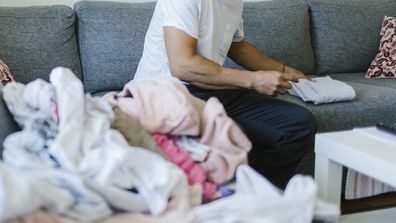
[187,85,314,146]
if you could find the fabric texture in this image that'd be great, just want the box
[345,168,395,200]
[111,106,167,159]
[74,1,155,93]
[278,73,396,133]
[193,165,340,223]
[366,16,396,78]
[0,60,15,86]
[104,79,252,185]
[134,0,244,81]
[308,0,396,75]
[224,1,315,75]
[0,6,81,84]
[152,134,217,201]
[289,76,356,105]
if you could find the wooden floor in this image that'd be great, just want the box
[341,192,396,214]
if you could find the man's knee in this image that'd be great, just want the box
[292,105,317,136]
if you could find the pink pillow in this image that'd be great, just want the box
[366,16,396,78]
[0,60,15,85]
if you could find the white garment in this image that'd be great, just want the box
[289,76,356,105]
[193,165,340,223]
[49,67,189,216]
[2,80,57,129]
[79,130,189,216]
[134,0,244,81]
[2,67,190,221]
[0,163,111,222]
[176,136,210,162]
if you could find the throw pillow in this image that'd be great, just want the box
[0,60,15,85]
[366,16,396,78]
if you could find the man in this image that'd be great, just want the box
[134,0,317,188]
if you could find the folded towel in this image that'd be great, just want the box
[289,76,356,105]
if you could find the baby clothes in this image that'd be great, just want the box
[2,67,190,220]
[152,133,217,201]
[111,106,167,159]
[289,76,356,105]
[176,136,210,162]
[200,97,252,184]
[194,165,340,223]
[104,78,204,136]
[0,163,111,222]
[103,79,252,185]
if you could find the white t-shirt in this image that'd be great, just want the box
[133,0,244,81]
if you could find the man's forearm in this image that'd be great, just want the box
[172,54,255,90]
[228,40,284,72]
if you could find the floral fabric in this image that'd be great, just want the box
[1,60,15,85]
[366,16,396,78]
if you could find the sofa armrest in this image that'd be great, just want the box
[0,90,19,159]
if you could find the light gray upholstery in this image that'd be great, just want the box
[0,91,19,158]
[279,73,396,132]
[75,1,155,93]
[225,1,315,75]
[0,6,81,83]
[308,0,396,75]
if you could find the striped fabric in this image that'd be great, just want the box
[345,169,395,200]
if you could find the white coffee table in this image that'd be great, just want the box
[314,130,396,222]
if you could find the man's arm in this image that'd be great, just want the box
[227,40,309,80]
[164,27,294,96]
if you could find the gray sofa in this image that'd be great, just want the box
[1,0,396,175]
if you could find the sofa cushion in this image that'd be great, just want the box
[225,1,315,75]
[75,1,155,93]
[0,6,81,83]
[279,73,396,132]
[329,72,396,90]
[0,92,19,159]
[366,16,396,79]
[308,0,396,75]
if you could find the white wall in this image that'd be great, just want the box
[0,0,269,7]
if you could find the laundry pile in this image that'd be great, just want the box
[1,67,340,223]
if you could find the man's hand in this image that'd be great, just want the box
[284,65,313,82]
[251,70,293,96]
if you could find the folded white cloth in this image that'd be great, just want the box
[289,76,356,105]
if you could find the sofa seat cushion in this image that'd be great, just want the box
[225,0,315,75]
[308,0,396,75]
[278,73,396,132]
[0,92,19,159]
[74,1,156,94]
[329,72,396,90]
[0,6,81,83]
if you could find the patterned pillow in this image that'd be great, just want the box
[0,60,15,85]
[366,16,396,78]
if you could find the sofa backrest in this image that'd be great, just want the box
[307,0,396,75]
[74,1,155,94]
[225,0,316,76]
[0,5,81,83]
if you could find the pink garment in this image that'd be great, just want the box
[152,133,217,201]
[103,79,252,185]
[200,97,252,184]
[104,78,204,136]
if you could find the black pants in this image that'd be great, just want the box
[187,85,317,188]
